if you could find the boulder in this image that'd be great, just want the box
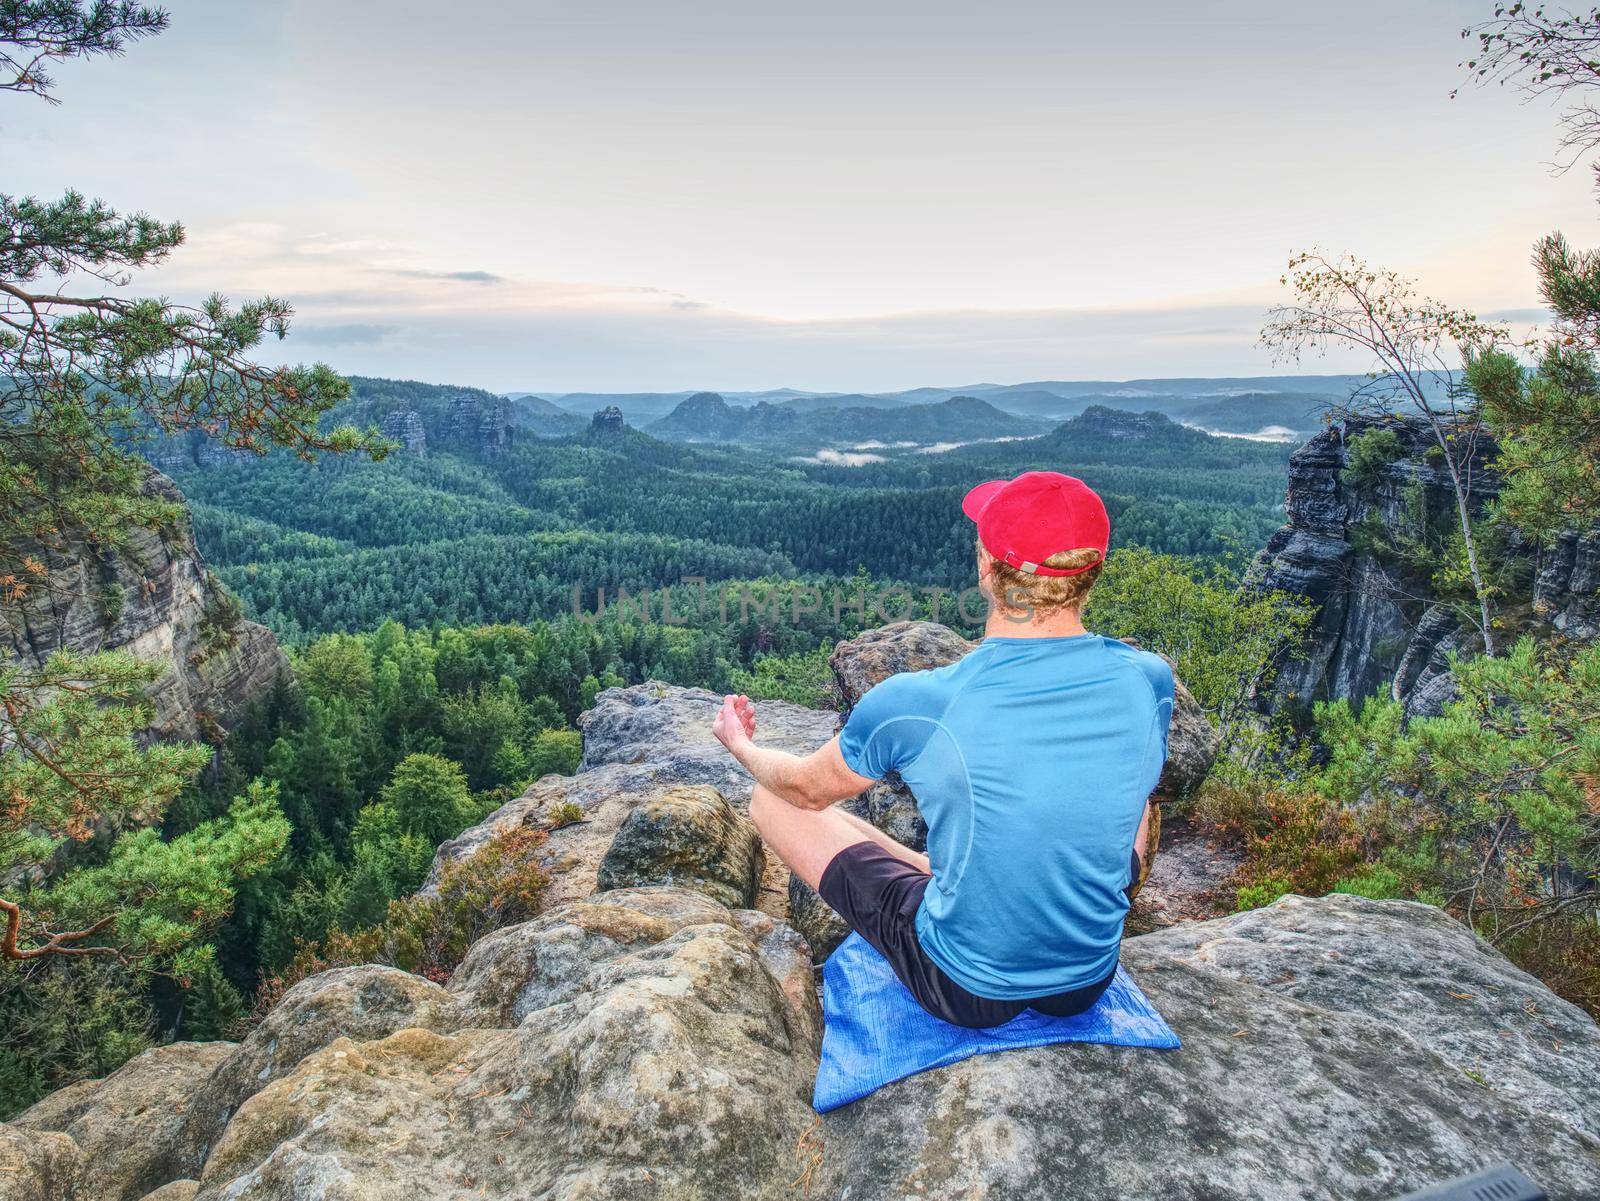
[1127,811,1244,931]
[0,1125,83,1201]
[444,886,743,1026]
[595,784,764,907]
[826,620,976,709]
[852,777,928,852]
[576,681,834,773]
[12,1041,233,1201]
[822,894,1600,1200]
[137,1184,199,1201]
[732,908,825,1055]
[177,965,453,1173]
[425,683,835,913]
[190,887,826,1201]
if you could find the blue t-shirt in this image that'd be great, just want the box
[838,633,1173,1000]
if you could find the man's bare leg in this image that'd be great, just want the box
[831,808,930,873]
[748,784,928,890]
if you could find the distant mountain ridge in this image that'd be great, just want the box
[508,375,1377,436]
[645,392,1050,447]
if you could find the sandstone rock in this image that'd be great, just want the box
[445,886,739,1026]
[178,965,453,1173]
[823,894,1600,1200]
[1126,811,1243,931]
[595,784,763,907]
[589,405,627,437]
[852,777,928,851]
[13,1041,233,1201]
[1151,671,1218,801]
[377,409,427,455]
[577,681,834,773]
[732,908,825,1055]
[1244,415,1539,720]
[1142,892,1600,1139]
[444,392,513,458]
[18,888,1600,1200]
[426,683,835,913]
[1534,527,1600,638]
[826,620,975,711]
[137,1183,199,1201]
[0,1125,84,1201]
[1,467,287,743]
[191,887,826,1201]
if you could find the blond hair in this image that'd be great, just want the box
[980,541,1104,618]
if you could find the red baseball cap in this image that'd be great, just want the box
[961,471,1109,577]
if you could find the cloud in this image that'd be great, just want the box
[385,268,505,284]
[251,287,1377,394]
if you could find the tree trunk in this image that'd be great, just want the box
[1431,425,1496,656]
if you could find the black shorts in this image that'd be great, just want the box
[817,841,1136,1029]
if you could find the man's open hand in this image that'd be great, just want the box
[713,693,757,753]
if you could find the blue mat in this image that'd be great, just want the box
[813,932,1180,1112]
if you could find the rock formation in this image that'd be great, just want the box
[377,409,427,455]
[595,784,763,908]
[444,392,513,458]
[1067,403,1184,440]
[1,467,288,742]
[10,1042,232,1201]
[1247,415,1600,719]
[588,405,627,437]
[425,681,836,914]
[5,618,1599,1198]
[7,890,1597,1198]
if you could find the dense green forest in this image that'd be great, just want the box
[166,380,1293,641]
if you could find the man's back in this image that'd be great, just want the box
[838,632,1173,999]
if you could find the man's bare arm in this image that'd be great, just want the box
[712,694,875,811]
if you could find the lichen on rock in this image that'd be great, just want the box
[595,784,764,907]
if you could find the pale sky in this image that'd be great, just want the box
[4,0,1591,392]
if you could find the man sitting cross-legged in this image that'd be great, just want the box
[711,471,1172,1029]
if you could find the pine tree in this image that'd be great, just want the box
[1456,6,1600,543]
[0,4,382,963]
[182,957,247,1041]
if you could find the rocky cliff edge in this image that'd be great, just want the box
[5,622,1599,1200]
[1,467,287,743]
